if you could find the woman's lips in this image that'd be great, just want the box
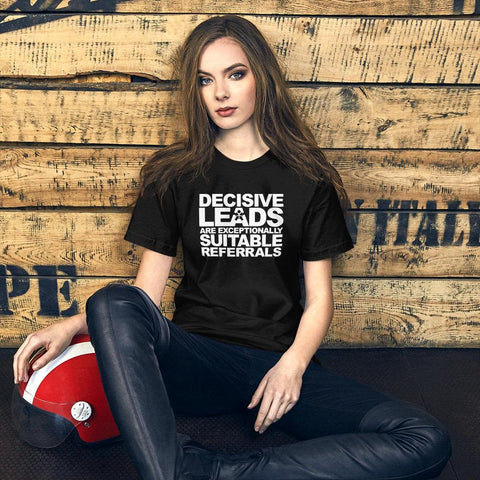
[216,107,237,117]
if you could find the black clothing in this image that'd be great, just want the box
[86,284,451,480]
[125,149,353,352]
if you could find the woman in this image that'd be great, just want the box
[14,15,451,480]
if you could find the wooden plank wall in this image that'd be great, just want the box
[0,1,479,348]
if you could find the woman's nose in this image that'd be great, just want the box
[215,81,229,100]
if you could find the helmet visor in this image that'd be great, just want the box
[11,386,76,448]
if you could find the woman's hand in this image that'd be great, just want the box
[13,313,87,385]
[246,259,335,434]
[247,352,305,434]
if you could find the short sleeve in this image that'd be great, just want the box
[124,182,179,257]
[300,182,354,261]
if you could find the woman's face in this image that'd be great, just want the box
[198,37,256,133]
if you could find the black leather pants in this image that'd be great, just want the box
[86,284,451,480]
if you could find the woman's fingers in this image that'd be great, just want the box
[254,387,299,434]
[13,334,41,384]
[254,393,275,433]
[13,328,64,384]
[31,346,60,371]
[248,376,267,410]
[256,396,298,434]
[274,400,294,422]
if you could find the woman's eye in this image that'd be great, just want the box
[199,77,212,86]
[230,70,246,80]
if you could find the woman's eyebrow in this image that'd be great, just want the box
[198,63,248,76]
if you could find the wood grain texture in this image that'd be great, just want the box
[2,148,479,208]
[1,276,478,348]
[1,211,479,277]
[329,150,480,210]
[0,146,148,207]
[0,0,475,16]
[1,15,479,84]
[0,211,140,277]
[0,2,479,351]
[0,86,478,149]
[327,278,480,347]
[338,212,480,277]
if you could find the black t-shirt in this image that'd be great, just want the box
[124,148,353,352]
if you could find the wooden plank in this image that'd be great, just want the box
[326,278,480,347]
[0,86,479,149]
[1,210,479,277]
[1,15,479,84]
[0,146,148,207]
[2,148,479,209]
[338,211,480,277]
[0,213,183,276]
[1,276,478,348]
[329,150,480,211]
[0,87,178,146]
[0,212,146,277]
[0,0,475,16]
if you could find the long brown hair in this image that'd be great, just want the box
[140,15,349,209]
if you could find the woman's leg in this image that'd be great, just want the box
[85,283,251,480]
[86,284,451,479]
[211,356,451,480]
[86,283,179,480]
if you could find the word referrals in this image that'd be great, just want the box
[198,193,285,257]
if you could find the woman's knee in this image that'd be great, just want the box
[86,282,136,325]
[86,283,170,349]
[360,400,451,478]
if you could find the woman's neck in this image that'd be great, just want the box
[215,125,269,162]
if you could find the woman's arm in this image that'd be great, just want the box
[134,247,174,306]
[13,248,173,384]
[248,257,334,433]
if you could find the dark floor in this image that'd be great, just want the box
[0,347,478,479]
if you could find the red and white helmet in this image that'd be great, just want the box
[12,334,120,448]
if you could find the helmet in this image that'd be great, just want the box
[12,334,120,448]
